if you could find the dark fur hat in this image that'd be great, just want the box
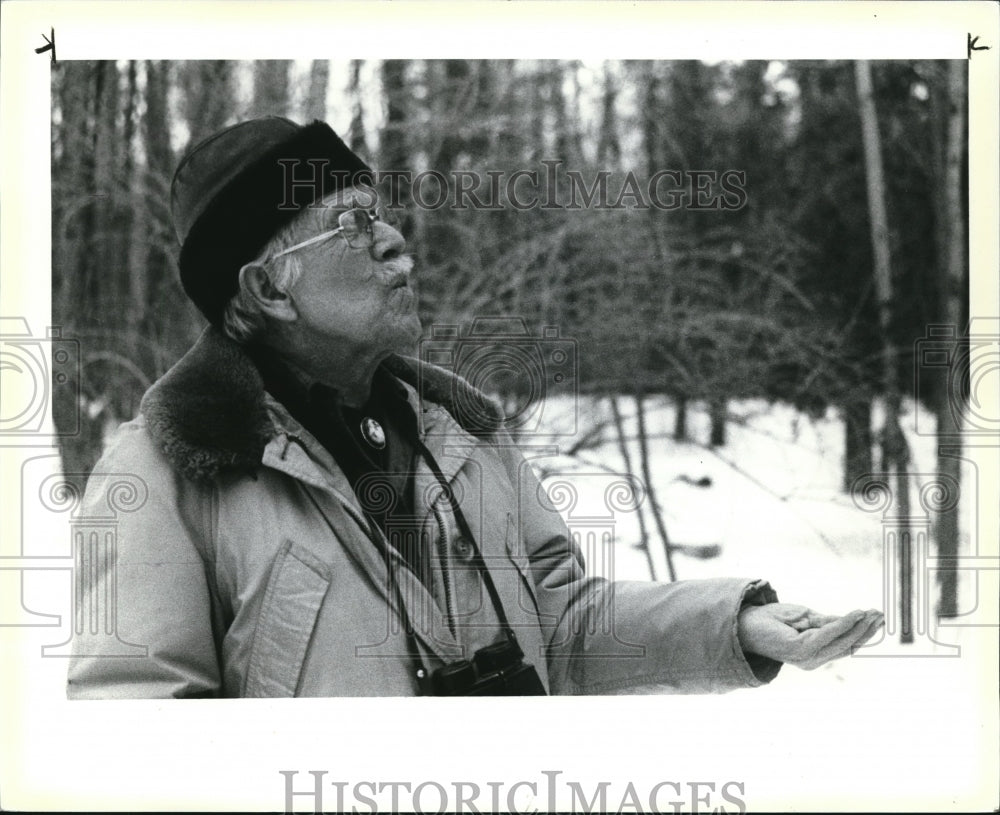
[171,117,373,326]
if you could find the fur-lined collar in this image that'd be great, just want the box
[140,327,503,483]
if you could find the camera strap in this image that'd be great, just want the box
[302,485,438,687]
[414,438,521,648]
[320,439,523,686]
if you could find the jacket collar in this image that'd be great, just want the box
[139,326,504,483]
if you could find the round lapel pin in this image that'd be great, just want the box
[360,417,386,449]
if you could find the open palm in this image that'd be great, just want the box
[737,604,884,670]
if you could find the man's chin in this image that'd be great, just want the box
[394,317,423,357]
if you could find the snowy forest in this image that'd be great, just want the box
[50,59,969,626]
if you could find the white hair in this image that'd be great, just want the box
[221,210,320,344]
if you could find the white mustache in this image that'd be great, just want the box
[376,254,415,288]
[380,255,414,277]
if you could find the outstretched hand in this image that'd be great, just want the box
[737,604,884,670]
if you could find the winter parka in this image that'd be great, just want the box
[66,327,780,698]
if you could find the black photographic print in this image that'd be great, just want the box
[2,2,997,812]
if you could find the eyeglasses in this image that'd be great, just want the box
[268,205,398,260]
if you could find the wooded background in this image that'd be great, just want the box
[50,59,968,612]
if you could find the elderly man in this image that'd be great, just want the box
[67,117,882,698]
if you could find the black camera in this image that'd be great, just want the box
[430,637,546,696]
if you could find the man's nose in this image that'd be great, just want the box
[370,221,406,261]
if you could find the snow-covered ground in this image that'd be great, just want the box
[529,395,970,595]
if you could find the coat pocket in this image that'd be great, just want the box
[244,540,330,697]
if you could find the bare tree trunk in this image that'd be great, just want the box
[934,61,967,618]
[122,61,145,339]
[597,62,621,166]
[674,396,688,441]
[609,396,656,580]
[143,61,173,178]
[93,61,120,309]
[843,398,874,492]
[549,61,572,163]
[346,60,367,156]
[141,61,179,357]
[566,60,587,161]
[381,60,412,215]
[431,59,471,170]
[855,60,913,642]
[635,393,677,582]
[178,61,235,150]
[527,60,546,163]
[52,62,93,327]
[709,399,727,447]
[305,60,329,123]
[250,60,291,118]
[52,62,98,475]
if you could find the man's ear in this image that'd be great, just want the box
[239,263,297,323]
